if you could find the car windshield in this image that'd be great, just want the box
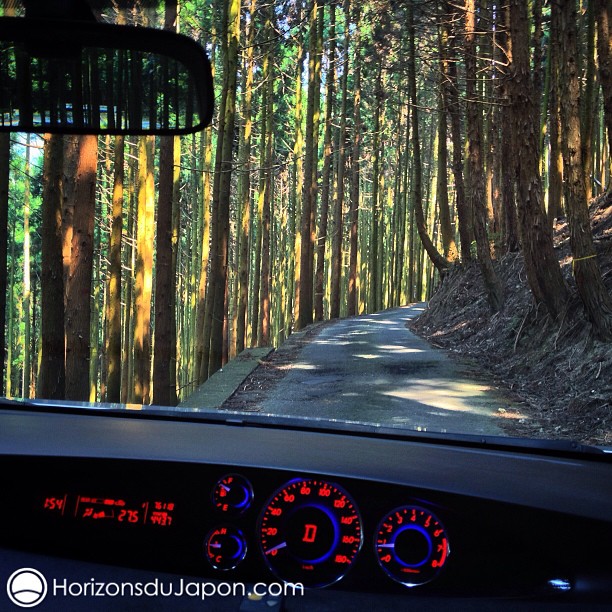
[1,0,611,449]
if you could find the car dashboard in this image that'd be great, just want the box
[1,407,612,611]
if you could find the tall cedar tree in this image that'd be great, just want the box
[508,0,568,319]
[548,4,564,224]
[38,135,65,399]
[444,0,472,261]
[153,134,177,405]
[437,9,458,263]
[315,1,336,322]
[329,1,347,320]
[209,0,240,372]
[22,136,32,397]
[106,136,123,402]
[407,3,449,278]
[465,0,503,312]
[558,0,612,340]
[596,0,612,175]
[297,0,321,329]
[153,3,179,406]
[65,135,97,401]
[347,0,361,316]
[236,0,257,353]
[258,7,274,346]
[369,60,383,313]
[0,135,8,394]
[133,136,155,403]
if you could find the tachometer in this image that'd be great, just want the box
[375,505,450,587]
[259,479,362,587]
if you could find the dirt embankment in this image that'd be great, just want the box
[410,191,612,446]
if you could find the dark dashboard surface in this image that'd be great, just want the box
[1,408,611,610]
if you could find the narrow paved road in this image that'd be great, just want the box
[258,304,508,436]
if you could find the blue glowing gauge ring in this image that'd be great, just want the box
[259,478,363,587]
[375,505,450,587]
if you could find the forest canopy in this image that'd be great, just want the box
[0,0,611,409]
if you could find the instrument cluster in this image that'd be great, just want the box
[208,473,450,589]
[2,457,457,594]
[3,454,607,599]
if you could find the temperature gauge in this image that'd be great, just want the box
[375,505,450,587]
[212,474,253,514]
[204,525,247,570]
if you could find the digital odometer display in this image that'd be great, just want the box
[259,478,362,587]
[41,494,176,527]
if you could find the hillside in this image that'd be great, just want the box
[410,191,612,446]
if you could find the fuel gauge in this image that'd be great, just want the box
[212,474,253,514]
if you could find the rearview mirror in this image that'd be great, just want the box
[0,17,214,134]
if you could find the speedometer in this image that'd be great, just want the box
[259,478,362,587]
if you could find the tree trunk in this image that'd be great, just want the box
[297,0,321,329]
[465,0,503,312]
[329,0,348,319]
[259,26,274,346]
[347,2,361,317]
[0,135,8,394]
[558,0,612,340]
[106,136,123,403]
[65,135,97,401]
[316,2,337,321]
[548,3,564,223]
[209,0,240,372]
[22,135,32,397]
[291,10,306,330]
[152,2,179,405]
[171,136,180,396]
[508,0,568,319]
[38,135,65,400]
[596,0,612,182]
[6,224,16,396]
[133,136,155,403]
[236,0,256,353]
[408,3,449,278]
[497,6,520,252]
[195,127,213,382]
[369,62,383,313]
[581,1,597,201]
[194,31,216,382]
[445,0,472,262]
[152,135,177,406]
[436,29,458,263]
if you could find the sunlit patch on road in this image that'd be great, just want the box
[291,363,319,371]
[381,379,497,417]
[376,346,425,354]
